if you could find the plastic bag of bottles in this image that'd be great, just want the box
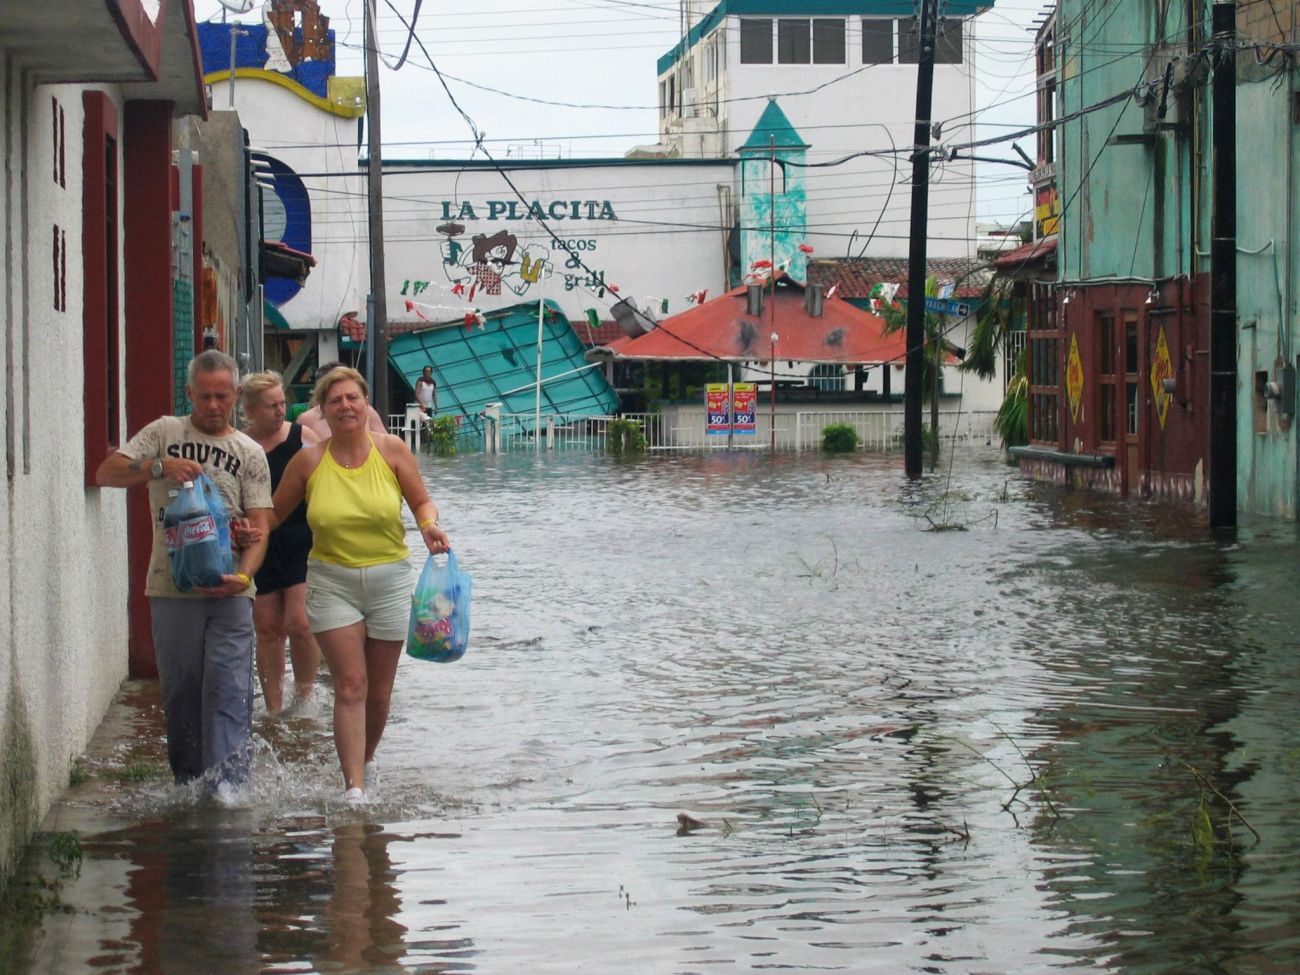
[163,474,234,592]
[406,550,471,662]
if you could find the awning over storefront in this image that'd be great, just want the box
[991,235,1057,278]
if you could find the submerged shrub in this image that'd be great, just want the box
[821,423,859,453]
[428,415,458,457]
[607,418,647,455]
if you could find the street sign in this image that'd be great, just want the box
[923,296,972,317]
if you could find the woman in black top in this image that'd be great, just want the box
[242,371,323,713]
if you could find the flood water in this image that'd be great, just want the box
[7,448,1300,974]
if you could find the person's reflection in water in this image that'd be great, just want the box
[142,824,258,974]
[322,823,408,972]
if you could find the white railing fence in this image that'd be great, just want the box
[792,410,999,452]
[464,409,999,454]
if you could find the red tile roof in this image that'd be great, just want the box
[574,322,625,347]
[808,257,989,300]
[608,279,905,365]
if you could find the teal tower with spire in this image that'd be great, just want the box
[739,98,809,285]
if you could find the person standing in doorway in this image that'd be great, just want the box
[272,367,450,804]
[414,365,437,416]
[95,350,273,802]
[241,371,323,714]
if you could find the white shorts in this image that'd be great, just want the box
[305,558,413,641]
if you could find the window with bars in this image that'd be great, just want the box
[809,364,845,391]
[812,19,845,63]
[740,18,772,63]
[777,19,810,62]
[862,19,893,63]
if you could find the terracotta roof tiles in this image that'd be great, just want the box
[807,257,990,300]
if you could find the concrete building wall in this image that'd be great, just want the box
[1235,71,1298,519]
[1056,0,1196,286]
[0,74,131,884]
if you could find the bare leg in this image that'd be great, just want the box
[281,583,321,702]
[362,637,404,764]
[316,622,370,790]
[252,590,288,713]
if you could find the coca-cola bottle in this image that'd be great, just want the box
[163,478,231,591]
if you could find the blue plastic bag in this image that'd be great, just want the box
[163,474,234,592]
[407,550,472,662]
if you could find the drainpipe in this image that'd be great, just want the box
[1208,0,1236,529]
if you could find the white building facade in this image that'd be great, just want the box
[655,1,991,261]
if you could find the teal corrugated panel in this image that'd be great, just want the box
[387,301,617,431]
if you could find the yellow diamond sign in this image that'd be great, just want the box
[1150,325,1174,429]
[1066,333,1084,424]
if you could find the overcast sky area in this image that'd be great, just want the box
[194,0,1046,227]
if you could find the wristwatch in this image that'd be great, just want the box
[150,458,164,479]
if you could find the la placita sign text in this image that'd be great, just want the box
[439,200,618,222]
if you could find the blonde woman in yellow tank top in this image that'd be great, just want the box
[271,367,451,804]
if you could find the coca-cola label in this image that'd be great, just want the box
[180,514,217,544]
[165,526,179,552]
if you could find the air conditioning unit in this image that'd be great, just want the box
[681,88,699,119]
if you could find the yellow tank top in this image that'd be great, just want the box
[305,438,410,567]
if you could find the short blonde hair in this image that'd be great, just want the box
[240,370,284,410]
[311,366,369,408]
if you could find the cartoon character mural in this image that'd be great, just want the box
[438,224,551,303]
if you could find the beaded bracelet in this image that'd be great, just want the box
[235,572,253,590]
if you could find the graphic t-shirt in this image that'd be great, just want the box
[119,416,273,598]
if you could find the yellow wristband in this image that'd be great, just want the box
[419,518,439,531]
[235,572,252,590]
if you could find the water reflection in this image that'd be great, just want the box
[9,451,1300,973]
[149,824,258,974]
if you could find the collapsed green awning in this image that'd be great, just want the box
[387,301,618,430]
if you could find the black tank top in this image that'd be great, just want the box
[267,424,310,540]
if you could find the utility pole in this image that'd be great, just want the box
[769,135,777,451]
[905,0,940,478]
[1208,0,1236,529]
[364,0,390,420]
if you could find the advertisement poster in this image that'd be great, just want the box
[732,384,756,436]
[706,384,730,435]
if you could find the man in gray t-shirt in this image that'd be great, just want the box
[96,350,272,799]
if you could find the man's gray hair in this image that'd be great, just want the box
[188,349,240,387]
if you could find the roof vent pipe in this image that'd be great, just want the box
[746,284,764,316]
[804,284,824,318]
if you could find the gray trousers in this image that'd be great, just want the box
[150,596,255,787]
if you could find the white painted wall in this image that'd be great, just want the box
[377,161,735,326]
[226,78,367,331]
[0,75,131,880]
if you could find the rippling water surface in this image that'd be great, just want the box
[9,449,1300,974]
